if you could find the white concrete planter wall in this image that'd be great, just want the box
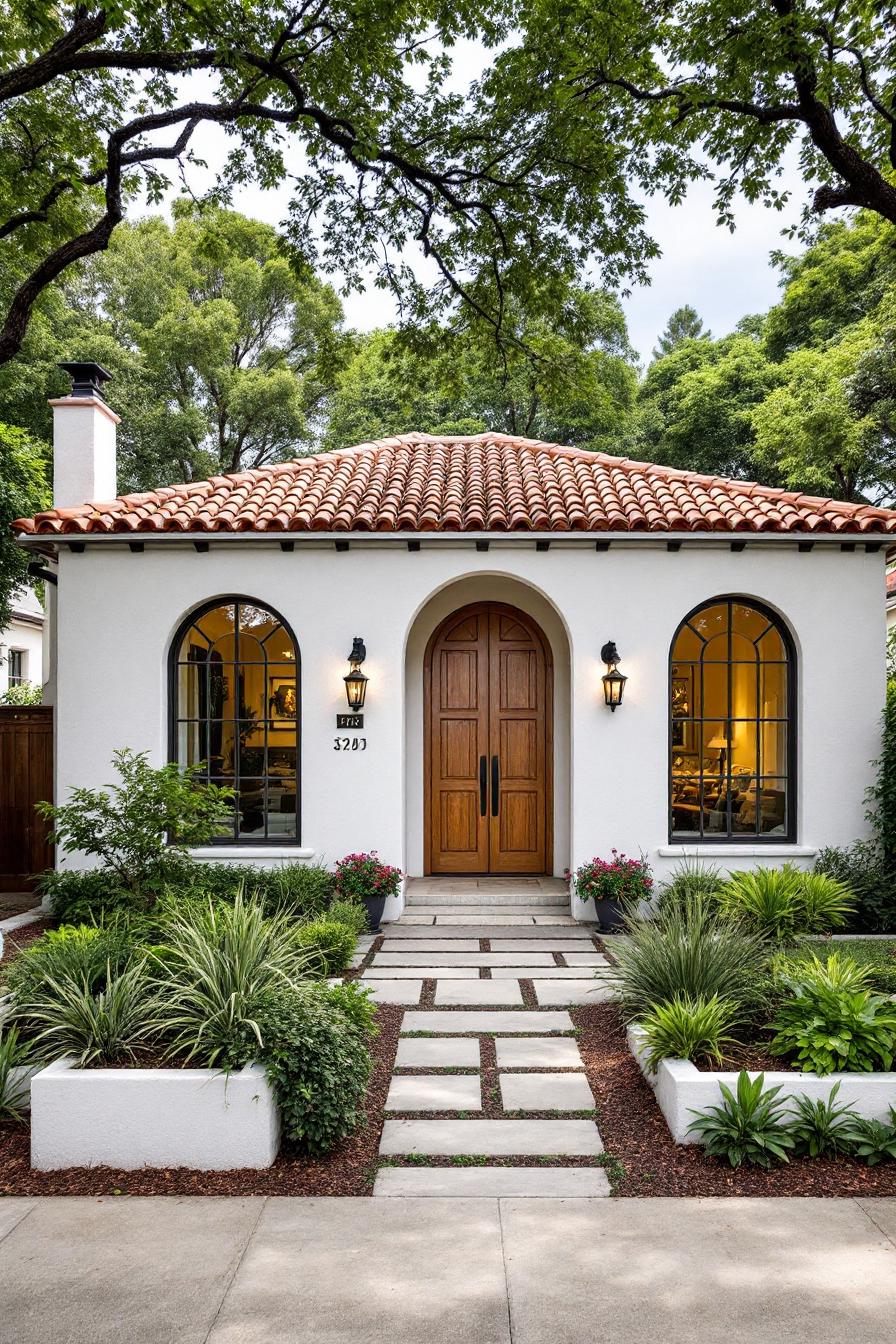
[30,1058,280,1171]
[628,1025,896,1145]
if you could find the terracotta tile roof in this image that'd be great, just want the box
[15,433,896,537]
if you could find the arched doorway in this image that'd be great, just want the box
[424,602,553,874]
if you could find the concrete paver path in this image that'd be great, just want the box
[0,1196,894,1343]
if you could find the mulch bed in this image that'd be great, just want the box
[0,1003,404,1197]
[0,919,53,969]
[574,1001,896,1197]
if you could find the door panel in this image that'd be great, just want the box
[426,604,550,874]
[488,607,547,873]
[428,610,490,872]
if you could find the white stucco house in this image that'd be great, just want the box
[0,584,44,697]
[14,363,896,918]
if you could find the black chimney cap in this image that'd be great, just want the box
[58,361,112,400]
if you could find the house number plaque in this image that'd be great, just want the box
[336,714,364,729]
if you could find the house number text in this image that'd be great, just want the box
[334,737,367,751]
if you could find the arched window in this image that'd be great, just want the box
[669,597,794,843]
[170,598,299,844]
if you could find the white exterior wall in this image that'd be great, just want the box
[0,587,44,694]
[52,539,887,890]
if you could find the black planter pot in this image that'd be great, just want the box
[593,896,626,932]
[362,893,387,933]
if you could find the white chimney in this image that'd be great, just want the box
[49,362,119,508]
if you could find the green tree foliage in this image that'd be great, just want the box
[0,421,48,629]
[652,306,708,361]
[0,206,347,487]
[0,2,663,368]
[511,1,896,240]
[626,330,780,480]
[325,285,638,451]
[629,212,896,503]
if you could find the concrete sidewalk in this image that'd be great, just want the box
[0,1196,894,1343]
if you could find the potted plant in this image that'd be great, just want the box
[567,851,653,931]
[333,851,402,932]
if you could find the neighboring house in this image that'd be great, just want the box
[13,363,896,915]
[0,584,44,696]
[887,568,896,634]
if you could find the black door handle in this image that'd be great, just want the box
[479,755,487,816]
[491,755,499,817]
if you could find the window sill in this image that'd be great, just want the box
[187,846,316,861]
[656,844,817,859]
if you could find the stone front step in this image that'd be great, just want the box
[373,1166,610,1197]
[384,925,594,940]
[406,889,570,907]
[401,1010,573,1034]
[379,1118,603,1156]
[401,904,575,919]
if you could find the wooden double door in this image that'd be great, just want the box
[0,706,53,891]
[425,603,552,874]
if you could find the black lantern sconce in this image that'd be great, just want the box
[343,637,369,710]
[600,640,627,711]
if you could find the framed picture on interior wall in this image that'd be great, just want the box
[670,665,694,750]
[268,676,297,730]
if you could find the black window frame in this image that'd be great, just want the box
[168,594,301,847]
[668,594,797,845]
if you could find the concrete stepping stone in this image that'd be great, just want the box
[379,1118,603,1156]
[402,1010,573,1034]
[490,939,597,952]
[490,966,606,978]
[362,980,423,1005]
[386,1075,482,1112]
[495,1038,583,1069]
[373,1167,610,1197]
[532,980,614,1006]
[395,1038,481,1068]
[500,1072,595,1111]
[375,952,555,967]
[434,981,524,1006]
[379,939,482,953]
[349,954,365,969]
[563,952,611,966]
[364,965,480,979]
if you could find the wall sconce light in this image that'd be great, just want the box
[600,640,627,711]
[344,637,369,710]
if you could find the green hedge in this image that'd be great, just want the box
[40,861,336,924]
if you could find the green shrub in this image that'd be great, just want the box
[770,954,896,1074]
[0,1025,27,1121]
[717,866,853,939]
[36,749,233,908]
[20,960,157,1066]
[850,1111,896,1165]
[774,940,896,997]
[325,899,368,938]
[613,899,768,1023]
[296,919,357,976]
[150,891,316,1066]
[39,869,134,923]
[815,843,895,933]
[687,1071,796,1168]
[3,924,135,1002]
[787,1083,863,1158]
[41,860,338,926]
[639,993,737,1071]
[246,983,375,1154]
[656,858,724,913]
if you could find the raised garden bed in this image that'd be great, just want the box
[30,1057,279,1171]
[626,1024,896,1143]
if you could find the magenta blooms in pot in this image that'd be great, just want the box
[565,851,653,931]
[334,851,403,932]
